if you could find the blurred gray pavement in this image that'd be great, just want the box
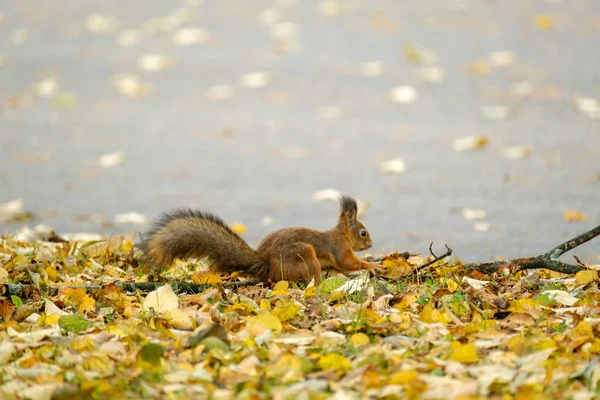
[1,0,599,263]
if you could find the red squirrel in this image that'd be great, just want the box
[140,195,379,284]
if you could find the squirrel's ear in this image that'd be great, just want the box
[346,209,357,225]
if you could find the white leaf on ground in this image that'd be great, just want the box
[173,27,209,46]
[489,51,516,67]
[7,326,60,343]
[361,61,384,77]
[461,208,487,220]
[480,105,509,120]
[311,188,341,202]
[207,85,234,101]
[472,222,491,232]
[98,151,124,168]
[240,72,271,89]
[332,274,368,294]
[17,383,60,400]
[541,290,578,306]
[111,74,152,97]
[390,85,417,104]
[259,7,281,26]
[61,233,103,242]
[45,300,68,317]
[0,199,24,221]
[379,158,406,174]
[452,135,488,152]
[143,284,180,313]
[318,0,342,16]
[417,67,446,82]
[462,277,490,290]
[139,53,171,72]
[86,15,119,34]
[117,29,141,47]
[511,81,533,97]
[504,146,531,160]
[115,212,147,224]
[34,77,58,97]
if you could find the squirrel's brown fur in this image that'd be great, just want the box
[140,196,377,284]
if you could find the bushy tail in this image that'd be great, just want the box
[140,209,266,278]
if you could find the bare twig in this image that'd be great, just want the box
[466,224,600,275]
[544,225,600,260]
[417,244,453,271]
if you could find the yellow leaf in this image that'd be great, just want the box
[535,339,557,351]
[448,342,479,363]
[507,298,540,313]
[468,60,490,76]
[403,46,421,64]
[563,210,587,222]
[122,239,133,252]
[270,280,291,297]
[535,14,553,31]
[271,301,301,322]
[575,270,598,285]
[246,311,282,335]
[329,291,346,302]
[388,369,418,385]
[260,299,271,310]
[64,288,96,315]
[45,266,58,282]
[446,279,459,293]
[420,304,451,324]
[41,313,61,325]
[304,286,317,298]
[574,321,594,339]
[267,352,305,383]
[230,222,247,234]
[226,302,254,314]
[192,270,223,284]
[273,281,289,291]
[363,368,382,388]
[318,353,351,375]
[394,294,418,311]
[163,309,194,330]
[590,339,600,354]
[349,333,370,348]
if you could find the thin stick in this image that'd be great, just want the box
[417,244,453,271]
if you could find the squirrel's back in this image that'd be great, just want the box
[140,209,265,277]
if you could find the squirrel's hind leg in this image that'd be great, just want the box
[267,243,322,285]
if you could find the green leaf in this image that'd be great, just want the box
[319,277,346,295]
[140,343,165,365]
[11,295,23,307]
[58,315,91,333]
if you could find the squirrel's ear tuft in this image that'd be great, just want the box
[340,195,358,221]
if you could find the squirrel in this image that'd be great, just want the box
[139,195,379,285]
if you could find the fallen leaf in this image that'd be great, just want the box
[563,210,588,222]
[143,284,179,313]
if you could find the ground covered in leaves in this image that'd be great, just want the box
[1,234,600,400]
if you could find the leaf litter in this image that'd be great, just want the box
[1,231,599,399]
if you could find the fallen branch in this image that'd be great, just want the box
[2,279,261,297]
[417,243,453,271]
[465,224,600,275]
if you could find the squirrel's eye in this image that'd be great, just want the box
[360,229,367,238]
